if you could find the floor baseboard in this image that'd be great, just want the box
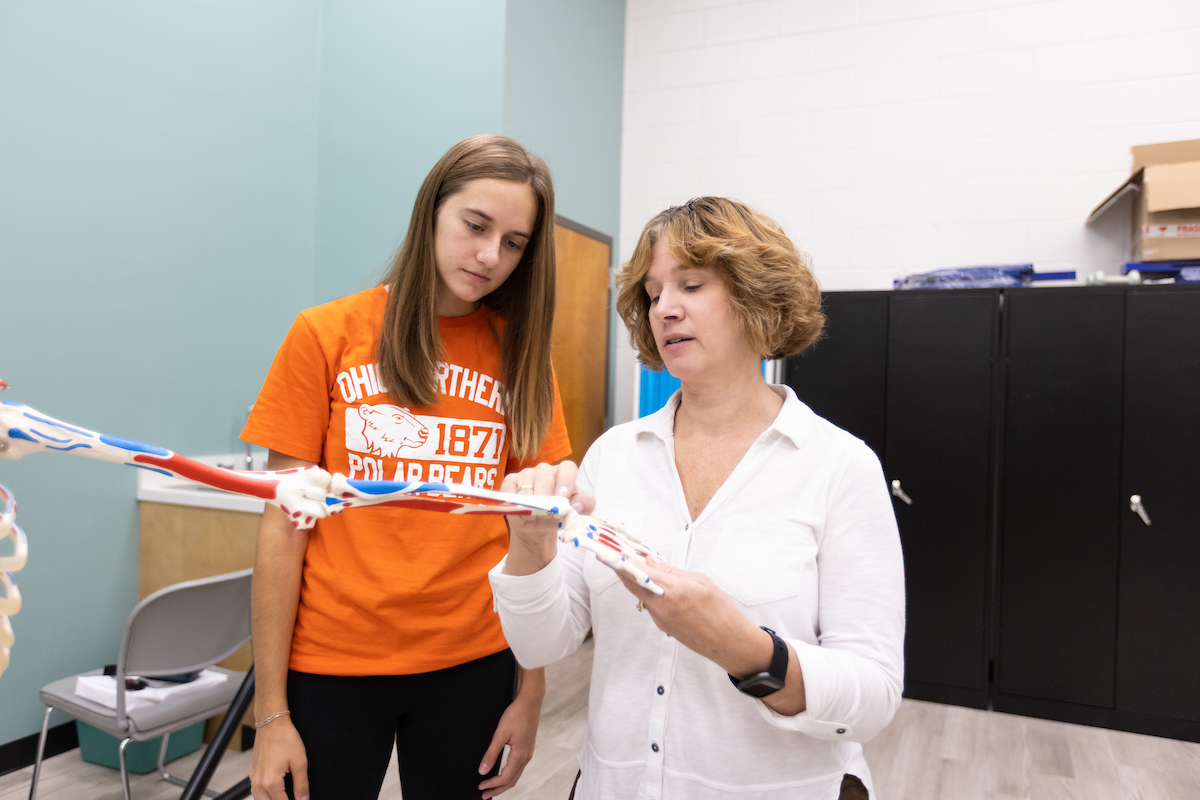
[0,722,79,777]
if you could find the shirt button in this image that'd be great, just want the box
[836,728,846,734]
[651,742,660,752]
[657,685,664,695]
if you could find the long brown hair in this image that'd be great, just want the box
[377,135,557,460]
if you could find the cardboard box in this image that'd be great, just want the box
[1088,138,1200,261]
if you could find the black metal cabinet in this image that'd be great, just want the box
[885,292,997,708]
[784,291,888,459]
[997,289,1125,709]
[786,285,1200,743]
[1116,290,1200,726]
[786,290,997,709]
[994,286,1200,742]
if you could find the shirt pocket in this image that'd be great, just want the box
[705,518,818,606]
[582,550,621,594]
[579,512,646,596]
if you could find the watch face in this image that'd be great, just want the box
[738,673,786,698]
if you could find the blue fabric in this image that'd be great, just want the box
[638,367,681,418]
[638,362,771,417]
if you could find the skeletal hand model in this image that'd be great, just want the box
[0,481,25,676]
[0,382,661,677]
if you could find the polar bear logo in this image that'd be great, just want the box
[354,404,428,457]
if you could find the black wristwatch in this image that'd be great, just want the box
[728,626,789,698]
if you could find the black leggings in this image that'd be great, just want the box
[284,649,517,800]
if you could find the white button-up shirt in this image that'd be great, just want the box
[490,386,905,799]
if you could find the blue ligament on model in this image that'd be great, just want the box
[7,428,37,443]
[30,430,71,443]
[344,479,460,495]
[23,413,96,437]
[45,443,92,452]
[98,436,169,456]
[344,479,413,495]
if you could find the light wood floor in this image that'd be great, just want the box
[4,637,1198,800]
[864,696,1200,800]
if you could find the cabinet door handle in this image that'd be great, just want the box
[890,480,913,505]
[1130,494,1152,526]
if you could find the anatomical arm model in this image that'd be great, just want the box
[0,381,660,677]
[0,481,25,676]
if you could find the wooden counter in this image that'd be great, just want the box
[139,501,260,749]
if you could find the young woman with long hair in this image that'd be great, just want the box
[243,135,571,800]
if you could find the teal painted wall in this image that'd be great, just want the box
[0,0,322,746]
[0,0,623,748]
[504,0,626,424]
[311,1,507,305]
[503,0,625,245]
[311,0,626,307]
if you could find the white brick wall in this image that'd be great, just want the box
[613,0,1200,422]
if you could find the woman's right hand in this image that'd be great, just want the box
[501,461,594,576]
[249,716,309,800]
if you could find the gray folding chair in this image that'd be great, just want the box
[29,568,253,800]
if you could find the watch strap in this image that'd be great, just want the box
[727,626,788,695]
[761,626,788,680]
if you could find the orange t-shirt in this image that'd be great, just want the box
[243,286,571,675]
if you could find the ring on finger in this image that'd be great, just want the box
[516,484,534,492]
[636,599,646,612]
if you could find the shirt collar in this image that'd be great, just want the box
[632,389,681,441]
[632,384,814,449]
[768,384,815,450]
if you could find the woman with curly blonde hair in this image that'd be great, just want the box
[492,197,905,799]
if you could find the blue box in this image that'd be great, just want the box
[76,720,204,774]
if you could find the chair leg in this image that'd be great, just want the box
[157,731,219,798]
[156,733,172,781]
[118,737,133,800]
[26,706,52,800]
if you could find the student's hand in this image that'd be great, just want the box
[501,461,594,575]
[249,716,309,800]
[477,674,544,797]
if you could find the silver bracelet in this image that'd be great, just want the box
[254,709,291,728]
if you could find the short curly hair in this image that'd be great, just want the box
[616,197,825,370]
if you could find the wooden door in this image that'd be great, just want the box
[551,217,611,465]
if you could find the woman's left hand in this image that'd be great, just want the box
[619,558,808,714]
[477,671,543,798]
[616,557,765,675]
